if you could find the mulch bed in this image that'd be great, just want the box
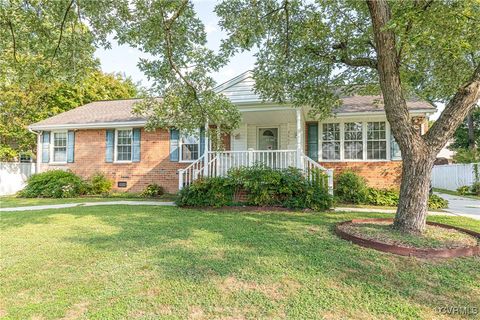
[335,218,480,259]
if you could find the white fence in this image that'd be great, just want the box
[0,162,36,196]
[431,163,479,191]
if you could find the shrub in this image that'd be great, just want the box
[176,177,234,207]
[19,170,87,198]
[456,185,470,195]
[141,184,165,197]
[176,165,332,210]
[428,194,449,210]
[365,188,399,207]
[87,172,113,195]
[334,171,368,204]
[470,182,480,196]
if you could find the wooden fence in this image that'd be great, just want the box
[431,163,479,191]
[0,162,36,196]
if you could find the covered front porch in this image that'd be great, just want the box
[178,106,333,193]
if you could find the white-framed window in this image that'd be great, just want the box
[322,123,340,160]
[367,122,387,160]
[179,131,201,162]
[115,129,133,162]
[344,122,363,160]
[51,131,67,163]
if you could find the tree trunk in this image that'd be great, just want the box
[394,153,435,234]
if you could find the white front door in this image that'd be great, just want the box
[258,128,278,150]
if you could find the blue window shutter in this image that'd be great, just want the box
[67,131,75,163]
[106,130,114,163]
[170,129,179,162]
[307,123,319,161]
[132,128,141,162]
[41,131,50,163]
[200,127,205,156]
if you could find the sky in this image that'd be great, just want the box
[94,0,444,119]
[94,0,255,89]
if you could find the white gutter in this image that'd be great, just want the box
[28,120,147,131]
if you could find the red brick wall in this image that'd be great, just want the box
[320,161,402,189]
[39,128,188,194]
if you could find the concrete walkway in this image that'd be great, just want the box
[0,201,175,212]
[434,192,480,220]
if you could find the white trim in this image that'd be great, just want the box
[29,121,146,131]
[179,129,201,163]
[319,119,390,162]
[114,128,133,163]
[50,130,68,164]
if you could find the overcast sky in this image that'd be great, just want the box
[94,0,444,119]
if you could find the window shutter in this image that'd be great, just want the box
[41,131,50,163]
[307,123,319,161]
[200,127,205,156]
[106,130,114,163]
[390,129,402,160]
[67,131,75,163]
[169,129,179,161]
[132,128,141,162]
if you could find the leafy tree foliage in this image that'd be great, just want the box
[451,107,480,150]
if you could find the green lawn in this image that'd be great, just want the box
[0,194,176,208]
[1,206,479,319]
[434,187,480,201]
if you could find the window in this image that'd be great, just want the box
[116,129,132,162]
[322,123,340,160]
[19,154,32,163]
[180,132,200,161]
[52,132,67,163]
[367,122,387,159]
[344,122,363,160]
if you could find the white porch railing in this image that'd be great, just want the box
[178,150,334,195]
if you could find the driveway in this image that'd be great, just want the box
[435,192,480,220]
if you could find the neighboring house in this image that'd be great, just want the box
[29,71,435,194]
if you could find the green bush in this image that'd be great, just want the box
[456,185,470,195]
[19,170,87,198]
[470,182,480,196]
[365,188,399,207]
[141,184,165,197]
[87,172,113,195]
[334,171,368,204]
[176,177,234,207]
[428,194,449,209]
[176,165,332,210]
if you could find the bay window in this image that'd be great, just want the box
[367,122,387,160]
[115,129,132,162]
[322,123,340,160]
[344,122,363,160]
[52,132,67,163]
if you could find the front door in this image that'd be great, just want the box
[258,128,278,150]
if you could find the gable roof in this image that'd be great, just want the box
[29,71,436,130]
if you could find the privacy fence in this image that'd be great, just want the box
[431,163,480,191]
[0,162,36,196]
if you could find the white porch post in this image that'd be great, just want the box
[296,108,303,169]
[203,122,209,177]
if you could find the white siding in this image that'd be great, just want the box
[231,124,248,151]
[215,72,261,104]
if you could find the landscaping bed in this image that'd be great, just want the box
[336,218,480,258]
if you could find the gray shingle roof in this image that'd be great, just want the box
[29,95,435,130]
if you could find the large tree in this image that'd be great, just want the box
[3,0,480,233]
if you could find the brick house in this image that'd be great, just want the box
[29,71,435,194]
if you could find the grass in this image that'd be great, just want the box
[434,188,480,201]
[341,222,479,249]
[1,206,479,319]
[0,193,176,208]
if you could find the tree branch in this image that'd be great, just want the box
[332,42,378,69]
[7,20,17,64]
[52,0,75,62]
[425,63,480,152]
